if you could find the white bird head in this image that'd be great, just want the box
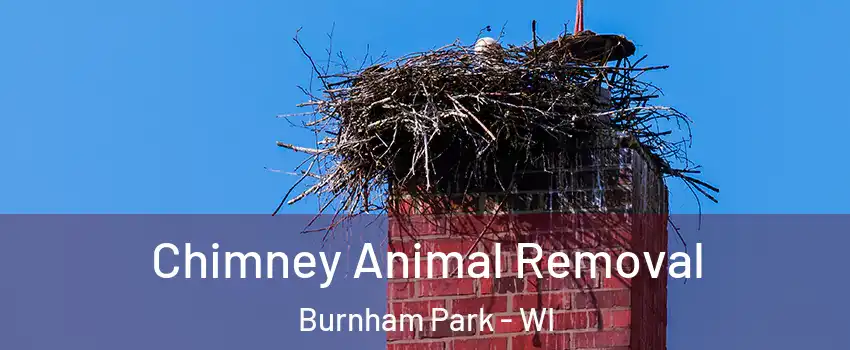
[474,37,500,55]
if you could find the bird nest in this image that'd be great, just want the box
[277,30,717,223]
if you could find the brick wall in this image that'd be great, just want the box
[386,147,668,350]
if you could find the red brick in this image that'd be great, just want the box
[595,309,631,329]
[421,320,476,339]
[500,253,511,273]
[574,290,630,309]
[511,333,570,350]
[389,257,411,279]
[480,277,494,295]
[552,311,591,330]
[512,292,571,311]
[490,277,524,294]
[446,215,511,236]
[602,275,631,289]
[528,274,598,292]
[388,240,414,255]
[452,296,508,315]
[420,279,476,297]
[422,239,473,254]
[388,328,416,341]
[389,281,415,300]
[524,275,540,293]
[510,335,539,350]
[483,314,525,334]
[390,258,446,279]
[451,337,508,350]
[388,341,445,350]
[390,300,446,317]
[573,330,630,348]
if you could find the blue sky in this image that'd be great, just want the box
[1,0,848,214]
[2,2,850,349]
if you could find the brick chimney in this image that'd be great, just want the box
[387,139,669,350]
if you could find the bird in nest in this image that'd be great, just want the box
[472,37,506,67]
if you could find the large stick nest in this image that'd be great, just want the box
[277,30,718,223]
